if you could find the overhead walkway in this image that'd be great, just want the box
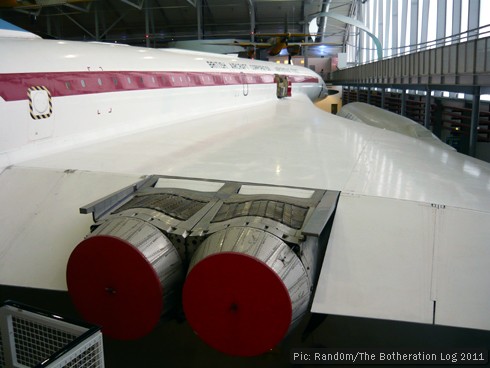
[329,35,490,93]
[328,34,490,157]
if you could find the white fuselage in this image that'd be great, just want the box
[0,38,324,167]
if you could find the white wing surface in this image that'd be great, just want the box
[2,93,490,334]
[1,36,490,336]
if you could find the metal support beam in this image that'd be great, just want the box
[367,87,371,104]
[424,90,431,129]
[61,10,95,39]
[145,0,150,47]
[381,88,385,109]
[401,89,407,116]
[436,0,446,47]
[316,1,331,43]
[197,0,203,40]
[343,0,358,54]
[358,0,365,63]
[64,2,91,13]
[409,0,418,52]
[420,0,429,45]
[452,0,462,43]
[121,0,145,10]
[383,0,391,53]
[46,8,52,36]
[468,0,480,40]
[307,11,383,60]
[100,11,130,39]
[377,0,383,55]
[94,2,99,41]
[246,0,255,43]
[469,87,481,157]
[356,85,360,102]
[400,0,408,52]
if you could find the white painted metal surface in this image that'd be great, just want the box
[433,207,490,330]
[1,34,490,334]
[0,167,140,290]
[312,194,435,324]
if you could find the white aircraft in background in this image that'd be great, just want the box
[1,19,490,358]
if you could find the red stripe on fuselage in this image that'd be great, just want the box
[0,71,319,102]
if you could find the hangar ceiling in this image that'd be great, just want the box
[0,0,357,57]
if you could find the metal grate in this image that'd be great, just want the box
[212,200,309,229]
[12,316,77,367]
[0,301,104,368]
[116,193,208,221]
[62,340,103,368]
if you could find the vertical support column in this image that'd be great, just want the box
[316,0,331,43]
[149,0,155,46]
[358,0,365,63]
[400,0,409,53]
[364,0,370,62]
[377,0,384,54]
[367,87,371,104]
[433,98,443,140]
[401,89,407,116]
[145,0,150,47]
[345,86,350,104]
[392,0,399,55]
[436,0,446,47]
[357,85,360,102]
[409,0,418,52]
[381,87,386,108]
[468,0,480,40]
[452,0,462,43]
[247,0,255,43]
[304,46,309,68]
[371,0,378,61]
[197,0,203,40]
[420,0,429,45]
[384,0,391,56]
[424,89,431,129]
[469,87,481,157]
[46,9,52,36]
[94,2,100,41]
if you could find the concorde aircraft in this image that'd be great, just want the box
[1,19,490,358]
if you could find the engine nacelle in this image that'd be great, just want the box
[183,226,310,356]
[67,176,339,353]
[67,215,183,340]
